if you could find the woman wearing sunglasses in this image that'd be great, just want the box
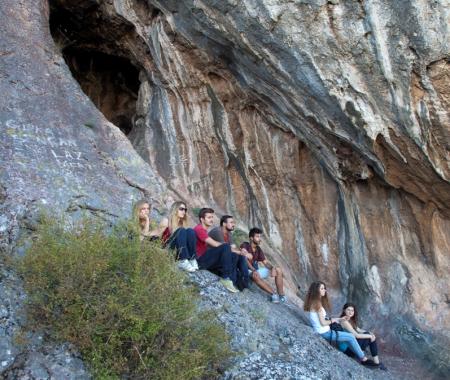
[161,201,198,273]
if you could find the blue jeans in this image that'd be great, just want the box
[231,254,249,290]
[197,243,233,279]
[168,228,196,260]
[321,330,365,359]
[347,337,378,357]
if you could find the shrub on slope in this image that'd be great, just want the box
[18,216,231,379]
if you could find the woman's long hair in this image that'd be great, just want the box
[132,199,150,232]
[303,281,331,312]
[168,201,188,231]
[340,302,358,329]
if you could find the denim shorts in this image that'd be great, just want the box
[249,267,270,279]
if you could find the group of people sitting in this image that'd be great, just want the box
[134,200,285,301]
[304,281,387,370]
[134,199,386,370]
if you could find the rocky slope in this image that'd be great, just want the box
[0,0,449,378]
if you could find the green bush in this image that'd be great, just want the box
[232,228,248,248]
[191,207,202,218]
[18,215,232,379]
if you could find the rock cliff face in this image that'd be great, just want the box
[1,0,449,377]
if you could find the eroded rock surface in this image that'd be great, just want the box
[1,0,449,378]
[194,270,393,380]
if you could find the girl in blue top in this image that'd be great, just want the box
[303,282,377,367]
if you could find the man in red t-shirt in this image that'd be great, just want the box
[241,227,285,303]
[194,208,241,293]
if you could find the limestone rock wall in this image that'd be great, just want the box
[109,0,450,347]
[1,0,449,376]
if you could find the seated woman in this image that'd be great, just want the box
[340,303,387,370]
[303,281,377,367]
[160,201,198,273]
[133,200,162,241]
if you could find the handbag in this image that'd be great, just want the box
[329,322,344,345]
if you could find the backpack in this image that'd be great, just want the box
[329,322,344,346]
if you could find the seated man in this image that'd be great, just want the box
[194,208,241,293]
[240,227,286,303]
[209,215,252,290]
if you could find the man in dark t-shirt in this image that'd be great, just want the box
[241,227,285,303]
[194,208,246,293]
[209,215,252,290]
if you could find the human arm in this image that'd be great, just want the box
[231,246,253,260]
[204,236,223,248]
[139,214,160,238]
[261,259,274,271]
[247,257,257,272]
[145,218,166,237]
[315,308,348,327]
[341,320,374,340]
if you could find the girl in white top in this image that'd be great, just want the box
[303,282,377,367]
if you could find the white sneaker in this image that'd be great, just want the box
[189,259,199,271]
[177,259,195,273]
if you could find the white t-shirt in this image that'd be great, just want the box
[308,307,330,334]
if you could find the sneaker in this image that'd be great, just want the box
[271,294,280,303]
[361,359,378,367]
[189,259,199,271]
[220,278,239,293]
[177,259,195,273]
[279,295,287,303]
[378,363,388,371]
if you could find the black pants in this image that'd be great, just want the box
[168,228,196,260]
[197,243,233,279]
[231,254,249,290]
[357,337,378,357]
[345,337,378,357]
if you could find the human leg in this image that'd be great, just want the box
[169,228,190,260]
[356,337,370,352]
[197,248,221,271]
[186,228,197,260]
[198,244,233,279]
[368,340,379,363]
[230,252,239,285]
[251,271,274,294]
[322,331,366,360]
[236,255,250,290]
[273,267,284,296]
[198,245,238,293]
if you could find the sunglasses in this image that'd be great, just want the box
[178,207,188,212]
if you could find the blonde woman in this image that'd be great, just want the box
[132,200,161,241]
[160,201,198,273]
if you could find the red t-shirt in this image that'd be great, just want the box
[194,224,209,257]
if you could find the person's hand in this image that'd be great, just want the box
[140,208,149,220]
[340,315,350,321]
[251,270,260,280]
[241,248,252,260]
[370,333,376,342]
